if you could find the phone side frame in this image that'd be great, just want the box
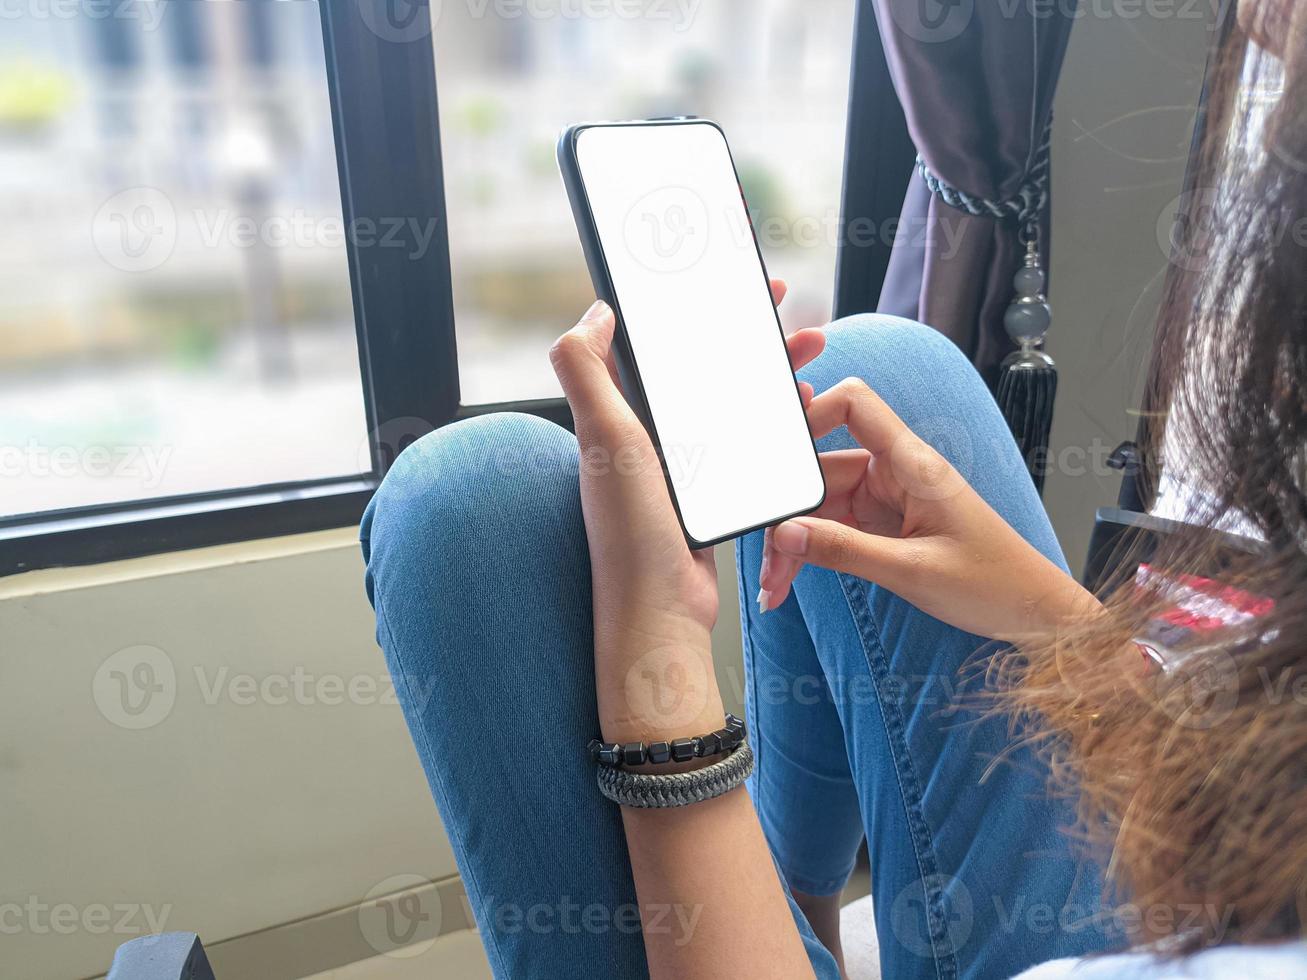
[556,118,826,549]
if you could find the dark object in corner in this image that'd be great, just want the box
[108,933,216,980]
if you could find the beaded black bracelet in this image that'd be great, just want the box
[588,713,746,769]
[597,742,754,808]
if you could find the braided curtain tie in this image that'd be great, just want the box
[915,119,1052,231]
[596,742,754,808]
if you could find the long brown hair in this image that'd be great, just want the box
[993,0,1307,954]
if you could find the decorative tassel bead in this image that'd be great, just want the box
[997,235,1058,496]
[1003,239,1053,347]
[1004,296,1052,344]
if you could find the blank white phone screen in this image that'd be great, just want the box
[575,121,825,544]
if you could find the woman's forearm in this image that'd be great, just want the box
[596,624,815,979]
[621,790,816,979]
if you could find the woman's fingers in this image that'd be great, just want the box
[550,301,642,450]
[805,378,908,456]
[758,450,871,610]
[770,278,788,307]
[771,516,916,588]
[785,327,826,373]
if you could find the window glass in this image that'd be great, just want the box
[434,0,855,403]
[0,1,367,520]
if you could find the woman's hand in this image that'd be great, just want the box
[550,281,825,743]
[759,378,1101,643]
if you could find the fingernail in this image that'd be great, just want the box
[756,588,771,614]
[773,521,809,556]
[583,300,609,320]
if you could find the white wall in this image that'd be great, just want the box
[1043,5,1215,571]
[0,531,452,980]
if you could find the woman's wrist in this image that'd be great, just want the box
[1006,567,1105,643]
[594,612,724,754]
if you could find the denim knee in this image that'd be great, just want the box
[361,411,584,610]
[801,313,982,407]
[798,314,1015,489]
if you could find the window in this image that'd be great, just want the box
[1,0,899,575]
[435,0,857,404]
[0,1,368,521]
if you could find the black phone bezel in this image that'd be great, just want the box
[556,117,826,549]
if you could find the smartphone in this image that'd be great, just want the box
[557,118,825,548]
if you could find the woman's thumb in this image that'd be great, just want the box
[771,517,905,583]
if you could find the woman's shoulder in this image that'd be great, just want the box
[1011,942,1307,979]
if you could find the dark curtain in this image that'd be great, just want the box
[873,0,1078,383]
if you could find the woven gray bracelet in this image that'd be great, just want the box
[596,742,754,809]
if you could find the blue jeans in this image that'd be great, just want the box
[361,314,1108,979]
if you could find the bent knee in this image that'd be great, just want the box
[801,313,979,399]
[797,314,1010,479]
[361,412,582,593]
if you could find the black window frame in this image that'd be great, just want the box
[1,0,901,578]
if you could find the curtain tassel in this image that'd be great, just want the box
[996,233,1057,495]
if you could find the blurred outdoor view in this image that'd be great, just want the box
[1,0,854,521]
[436,0,855,403]
[0,1,367,519]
